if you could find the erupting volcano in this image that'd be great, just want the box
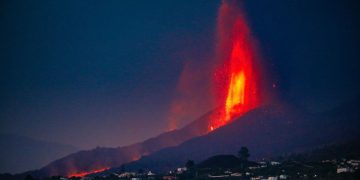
[14,1,265,178]
[210,0,261,130]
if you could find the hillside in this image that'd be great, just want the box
[121,101,360,172]
[197,154,258,169]
[17,108,221,177]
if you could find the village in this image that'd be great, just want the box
[35,157,360,180]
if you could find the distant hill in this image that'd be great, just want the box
[198,155,241,169]
[120,101,360,173]
[0,134,78,174]
[18,108,220,177]
[281,140,360,162]
[197,154,258,169]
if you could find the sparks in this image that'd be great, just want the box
[210,0,261,131]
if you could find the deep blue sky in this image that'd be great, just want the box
[0,0,359,149]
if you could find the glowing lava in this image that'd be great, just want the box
[67,167,109,178]
[225,69,246,121]
[210,0,261,130]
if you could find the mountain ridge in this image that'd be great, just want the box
[118,101,360,172]
[17,106,221,177]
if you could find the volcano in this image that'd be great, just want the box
[17,107,227,178]
[13,1,359,178]
[17,1,266,178]
[20,1,267,177]
[113,100,360,173]
[18,99,360,178]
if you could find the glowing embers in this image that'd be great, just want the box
[209,1,261,131]
[67,167,109,178]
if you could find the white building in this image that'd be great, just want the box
[347,160,360,166]
[176,167,187,174]
[231,172,242,177]
[118,172,136,178]
[249,166,261,170]
[208,174,229,178]
[337,167,353,173]
[268,176,278,180]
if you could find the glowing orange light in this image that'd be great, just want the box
[67,167,109,178]
[225,70,245,120]
[209,1,261,131]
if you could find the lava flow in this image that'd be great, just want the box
[67,167,109,178]
[210,0,261,130]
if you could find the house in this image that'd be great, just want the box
[147,171,155,176]
[208,174,229,178]
[176,167,187,174]
[230,172,242,177]
[268,176,278,180]
[118,172,136,178]
[337,167,353,173]
[347,160,360,166]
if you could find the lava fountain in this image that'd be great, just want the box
[210,0,262,130]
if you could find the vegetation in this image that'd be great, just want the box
[185,160,195,169]
[238,146,250,162]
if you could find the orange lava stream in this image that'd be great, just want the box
[68,167,109,178]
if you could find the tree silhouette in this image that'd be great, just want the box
[238,146,250,161]
[185,160,196,179]
[185,160,195,169]
[24,175,34,180]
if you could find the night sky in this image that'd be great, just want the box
[1,0,359,149]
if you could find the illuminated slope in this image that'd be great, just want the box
[120,102,360,173]
[17,108,216,178]
[67,167,109,178]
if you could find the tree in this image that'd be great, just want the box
[25,175,34,180]
[120,164,126,172]
[138,168,144,174]
[185,160,196,179]
[185,160,195,169]
[238,146,250,162]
